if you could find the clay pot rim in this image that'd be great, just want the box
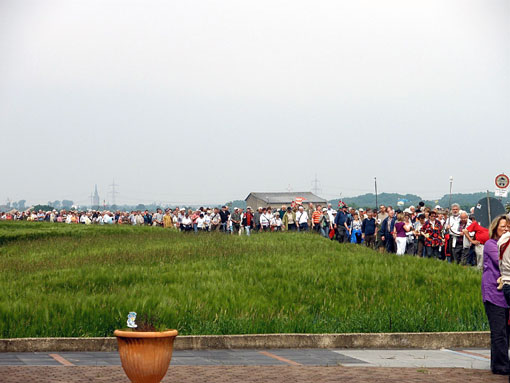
[114,329,178,338]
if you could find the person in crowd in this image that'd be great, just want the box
[445,204,462,264]
[152,208,163,227]
[270,212,282,231]
[219,206,230,233]
[278,205,286,219]
[230,207,242,235]
[393,212,409,255]
[403,212,415,255]
[319,207,332,238]
[296,205,309,231]
[283,207,297,231]
[253,207,262,232]
[350,212,363,244]
[210,207,221,231]
[463,215,489,270]
[196,213,206,231]
[413,214,426,257]
[242,206,254,236]
[421,210,443,258]
[307,203,315,228]
[181,212,192,232]
[455,212,472,265]
[312,205,322,233]
[482,215,510,375]
[361,209,377,249]
[143,210,152,226]
[377,205,388,223]
[334,204,349,243]
[260,208,271,232]
[163,209,173,229]
[380,208,396,253]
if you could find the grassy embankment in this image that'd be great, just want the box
[0,221,486,338]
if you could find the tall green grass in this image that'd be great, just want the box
[0,221,485,337]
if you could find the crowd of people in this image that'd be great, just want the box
[6,201,510,376]
[1,201,489,268]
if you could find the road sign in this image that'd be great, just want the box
[495,189,508,198]
[495,174,509,189]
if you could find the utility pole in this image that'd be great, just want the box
[374,177,378,211]
[109,178,119,206]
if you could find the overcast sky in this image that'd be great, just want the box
[1,0,508,206]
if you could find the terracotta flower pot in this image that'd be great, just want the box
[114,329,178,383]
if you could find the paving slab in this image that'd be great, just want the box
[0,348,496,368]
[0,365,506,383]
[335,349,490,370]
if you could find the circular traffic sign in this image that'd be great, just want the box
[495,174,509,189]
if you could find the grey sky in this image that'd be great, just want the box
[1,0,508,206]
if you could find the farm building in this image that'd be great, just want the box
[245,192,328,210]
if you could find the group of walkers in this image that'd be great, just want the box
[6,201,510,376]
[2,201,488,268]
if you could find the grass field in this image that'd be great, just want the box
[0,221,486,338]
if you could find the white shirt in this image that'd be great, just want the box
[297,211,308,224]
[260,213,271,226]
[445,214,461,236]
[196,217,205,229]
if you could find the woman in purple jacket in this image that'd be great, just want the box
[483,215,509,375]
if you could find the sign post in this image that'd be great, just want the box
[495,173,509,201]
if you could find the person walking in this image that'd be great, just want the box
[319,208,332,238]
[361,209,377,249]
[349,212,363,244]
[242,207,254,236]
[482,215,510,375]
[312,205,322,234]
[283,207,297,231]
[380,209,396,253]
[421,210,443,258]
[296,206,309,231]
[463,215,490,270]
[393,212,409,255]
[334,204,349,243]
[230,207,242,235]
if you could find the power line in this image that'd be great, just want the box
[311,173,322,196]
[109,178,119,205]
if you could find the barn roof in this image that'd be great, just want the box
[245,192,327,204]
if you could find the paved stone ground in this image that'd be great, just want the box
[0,348,506,382]
[0,366,506,383]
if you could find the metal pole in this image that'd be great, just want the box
[374,177,378,211]
[448,176,453,212]
[487,190,492,225]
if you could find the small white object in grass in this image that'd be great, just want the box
[127,312,137,328]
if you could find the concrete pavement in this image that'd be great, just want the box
[1,348,505,383]
[0,348,493,368]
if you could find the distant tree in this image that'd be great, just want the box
[224,200,247,210]
[136,204,146,211]
[17,200,26,210]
